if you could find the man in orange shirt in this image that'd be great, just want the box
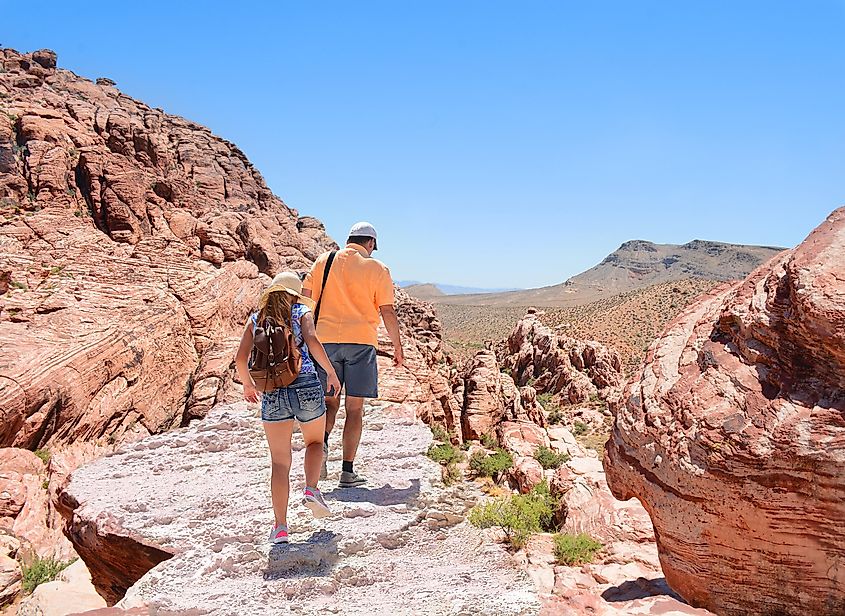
[302,222,404,487]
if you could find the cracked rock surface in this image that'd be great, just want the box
[61,401,540,615]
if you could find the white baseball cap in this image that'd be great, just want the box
[348,221,378,250]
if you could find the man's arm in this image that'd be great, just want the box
[379,304,404,367]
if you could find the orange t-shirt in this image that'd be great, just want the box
[303,244,395,347]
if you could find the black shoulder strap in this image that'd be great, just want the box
[313,251,337,326]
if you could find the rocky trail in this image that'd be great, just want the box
[61,400,540,615]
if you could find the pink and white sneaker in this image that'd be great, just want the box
[269,522,289,544]
[303,486,331,518]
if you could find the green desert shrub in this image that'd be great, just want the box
[537,392,564,425]
[430,424,448,442]
[426,442,463,466]
[442,462,462,486]
[480,433,498,449]
[572,421,589,436]
[21,556,73,594]
[469,448,513,478]
[468,482,557,548]
[534,445,570,470]
[553,533,603,565]
[33,448,50,465]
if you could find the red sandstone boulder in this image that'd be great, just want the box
[0,532,22,607]
[511,456,545,493]
[461,351,507,439]
[605,207,845,616]
[0,448,73,560]
[498,420,550,458]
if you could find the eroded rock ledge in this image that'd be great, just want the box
[605,207,845,616]
[60,401,540,614]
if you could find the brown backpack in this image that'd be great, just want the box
[248,317,302,392]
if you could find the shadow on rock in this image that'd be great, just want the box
[601,577,684,603]
[325,479,421,506]
[264,530,340,580]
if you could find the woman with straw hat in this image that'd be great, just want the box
[235,271,341,544]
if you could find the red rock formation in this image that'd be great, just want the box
[0,448,74,560]
[499,310,623,405]
[0,48,335,449]
[376,288,463,439]
[455,350,546,442]
[0,532,22,607]
[605,207,845,616]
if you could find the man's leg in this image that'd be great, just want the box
[338,344,378,487]
[341,395,365,465]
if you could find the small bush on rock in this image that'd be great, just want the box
[34,448,50,465]
[468,481,557,548]
[572,421,589,436]
[480,433,498,449]
[469,448,513,477]
[553,533,603,565]
[426,443,463,466]
[538,393,564,425]
[21,556,73,594]
[534,445,570,469]
[430,424,448,442]
[442,462,462,486]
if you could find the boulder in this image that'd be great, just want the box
[0,448,74,559]
[605,207,845,616]
[0,532,21,607]
[17,559,107,615]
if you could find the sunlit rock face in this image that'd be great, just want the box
[605,207,845,616]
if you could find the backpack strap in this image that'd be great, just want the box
[313,250,337,326]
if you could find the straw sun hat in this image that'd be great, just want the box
[261,271,316,310]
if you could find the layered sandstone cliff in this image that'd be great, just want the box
[0,48,335,450]
[605,207,845,615]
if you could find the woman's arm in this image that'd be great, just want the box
[300,313,341,396]
[234,322,260,403]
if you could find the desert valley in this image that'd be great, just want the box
[0,48,843,616]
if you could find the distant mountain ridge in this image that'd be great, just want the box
[397,281,521,298]
[429,239,785,307]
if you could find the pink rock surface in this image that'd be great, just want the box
[0,448,73,560]
[499,311,623,405]
[0,48,335,450]
[512,436,714,616]
[605,207,845,616]
[376,289,464,440]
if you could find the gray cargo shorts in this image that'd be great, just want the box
[316,343,379,399]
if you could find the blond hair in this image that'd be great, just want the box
[257,285,297,328]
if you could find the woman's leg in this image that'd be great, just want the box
[263,420,295,526]
[298,414,327,489]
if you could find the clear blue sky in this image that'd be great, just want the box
[5,2,844,288]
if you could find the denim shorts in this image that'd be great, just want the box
[261,372,326,423]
